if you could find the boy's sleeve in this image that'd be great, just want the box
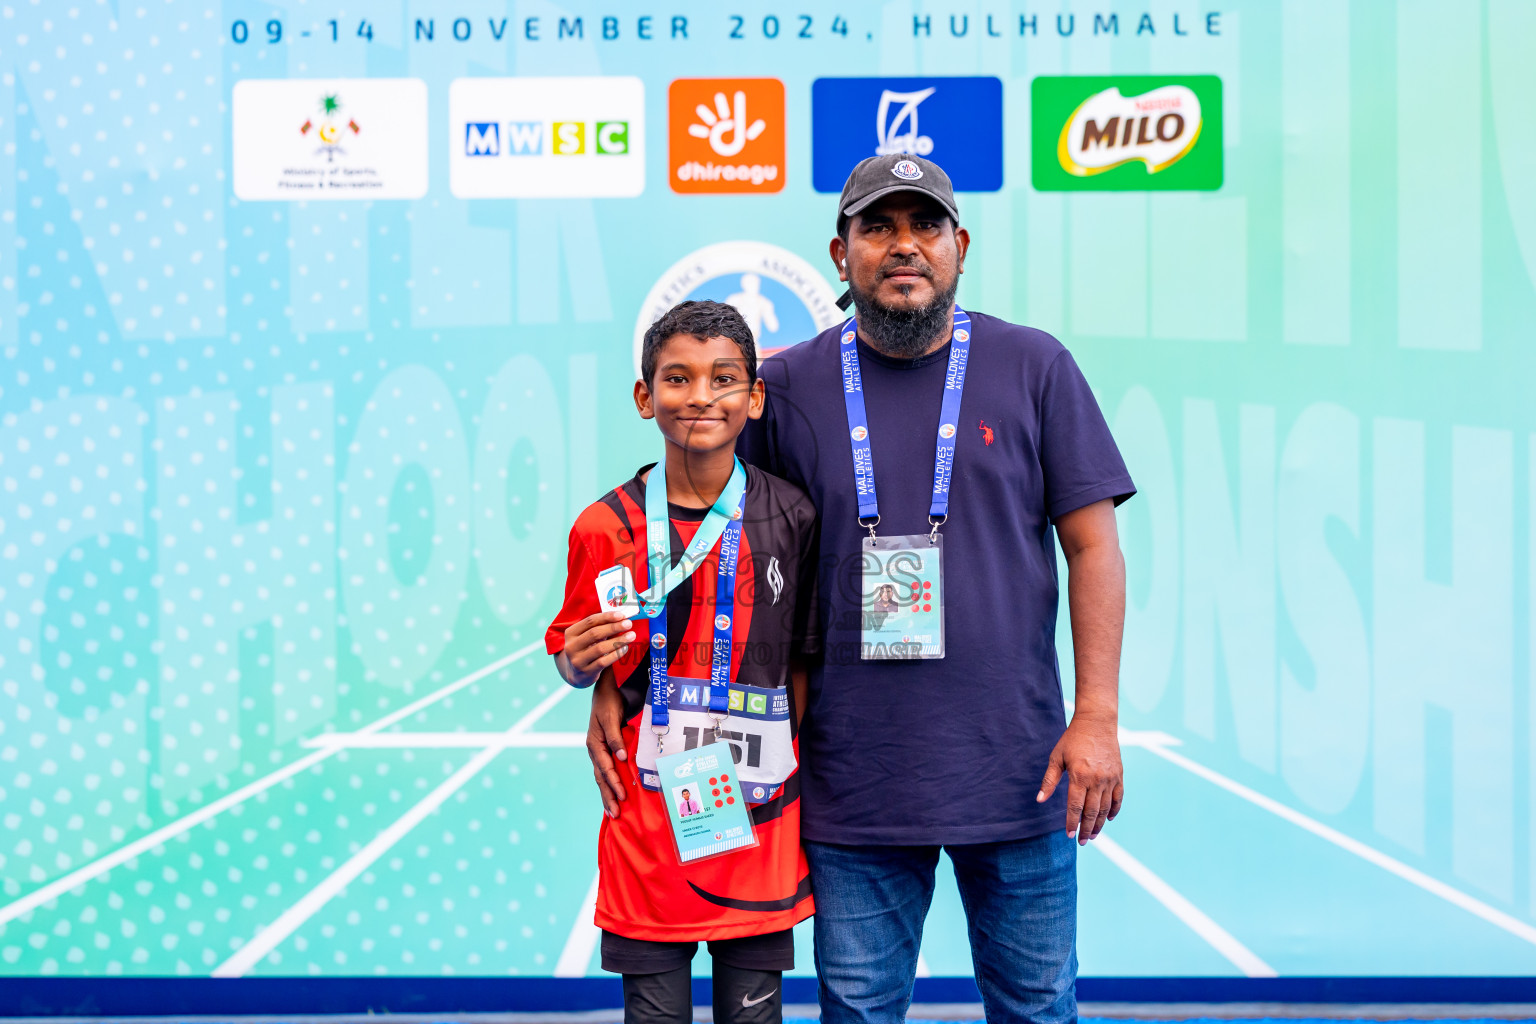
[545,521,605,656]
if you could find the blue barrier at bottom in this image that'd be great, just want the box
[4,977,1536,1016]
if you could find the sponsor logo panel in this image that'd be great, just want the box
[669,78,786,194]
[449,76,645,198]
[232,78,429,200]
[810,76,1004,192]
[1031,75,1222,191]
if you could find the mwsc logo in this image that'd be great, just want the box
[1031,75,1222,191]
[464,120,630,158]
[449,76,644,198]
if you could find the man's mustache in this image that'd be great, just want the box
[877,257,934,281]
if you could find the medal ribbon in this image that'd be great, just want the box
[838,306,972,525]
[643,458,747,730]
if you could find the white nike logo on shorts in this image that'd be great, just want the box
[741,990,777,1008]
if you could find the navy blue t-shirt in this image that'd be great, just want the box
[739,311,1135,845]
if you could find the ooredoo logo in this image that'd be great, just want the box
[669,78,785,194]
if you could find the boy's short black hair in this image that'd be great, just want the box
[640,300,757,386]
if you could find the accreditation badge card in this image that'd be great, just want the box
[636,679,796,805]
[861,534,944,659]
[654,742,758,864]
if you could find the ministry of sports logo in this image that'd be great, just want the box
[232,78,428,201]
[300,93,360,162]
[633,241,842,375]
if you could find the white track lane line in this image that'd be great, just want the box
[554,871,603,977]
[0,641,545,929]
[304,731,587,749]
[1131,739,1536,947]
[1089,835,1276,977]
[213,739,508,976]
[214,674,575,977]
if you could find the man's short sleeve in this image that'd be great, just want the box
[737,357,791,477]
[1039,349,1136,520]
[736,398,777,475]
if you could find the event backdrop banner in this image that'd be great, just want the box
[1,0,1534,984]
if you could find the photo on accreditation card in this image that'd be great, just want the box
[860,543,944,658]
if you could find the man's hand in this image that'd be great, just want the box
[586,677,628,818]
[1037,713,1123,845]
[563,610,635,688]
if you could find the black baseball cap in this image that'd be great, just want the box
[835,154,960,310]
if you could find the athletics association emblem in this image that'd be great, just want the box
[938,423,956,439]
[651,633,667,649]
[850,426,868,441]
[633,241,841,374]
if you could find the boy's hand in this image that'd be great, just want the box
[563,610,636,687]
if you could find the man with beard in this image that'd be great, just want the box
[586,155,1135,1024]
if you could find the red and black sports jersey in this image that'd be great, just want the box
[546,463,820,942]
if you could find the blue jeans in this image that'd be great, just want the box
[805,831,1077,1024]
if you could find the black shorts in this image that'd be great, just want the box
[600,928,796,974]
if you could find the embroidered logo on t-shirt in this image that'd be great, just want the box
[766,556,784,605]
[979,419,995,446]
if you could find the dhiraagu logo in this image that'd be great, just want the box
[1031,75,1222,191]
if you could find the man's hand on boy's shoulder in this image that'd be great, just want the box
[558,610,635,689]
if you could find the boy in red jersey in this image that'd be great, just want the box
[546,301,819,1024]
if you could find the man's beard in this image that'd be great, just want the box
[849,274,959,359]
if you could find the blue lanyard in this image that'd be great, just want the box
[644,460,747,731]
[839,306,972,536]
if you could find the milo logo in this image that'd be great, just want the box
[1031,75,1222,192]
[1059,85,1200,176]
